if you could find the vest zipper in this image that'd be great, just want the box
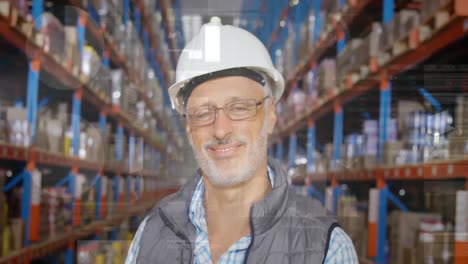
[159,208,193,263]
[243,205,255,264]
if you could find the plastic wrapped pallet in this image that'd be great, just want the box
[82,46,102,82]
[91,66,112,102]
[6,107,30,147]
[91,0,109,16]
[99,8,120,39]
[337,39,363,86]
[316,59,337,97]
[283,24,296,79]
[297,19,311,65]
[114,23,127,56]
[41,13,66,61]
[124,22,138,63]
[394,10,420,42]
[64,26,81,74]
[287,88,306,115]
[110,69,126,106]
[354,23,382,76]
[2,0,28,17]
[379,17,395,51]
[45,118,64,154]
[121,83,139,119]
[420,0,451,23]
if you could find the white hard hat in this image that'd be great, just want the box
[168,18,285,114]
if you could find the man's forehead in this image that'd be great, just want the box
[187,76,264,104]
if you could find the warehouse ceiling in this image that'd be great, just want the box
[180,0,252,27]
[180,0,243,17]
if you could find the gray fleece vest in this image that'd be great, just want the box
[137,158,337,263]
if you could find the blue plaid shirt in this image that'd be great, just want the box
[126,167,358,263]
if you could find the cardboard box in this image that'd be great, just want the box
[10,218,23,252]
[316,59,337,97]
[6,107,29,147]
[388,211,442,264]
[362,155,377,170]
[397,100,424,133]
[416,231,454,264]
[379,19,395,52]
[449,135,468,159]
[394,10,420,41]
[383,141,403,166]
[46,119,64,153]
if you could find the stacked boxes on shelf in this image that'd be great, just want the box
[336,195,368,257]
[379,9,420,65]
[149,9,173,72]
[41,13,66,63]
[83,46,112,102]
[285,87,306,121]
[316,59,337,98]
[64,25,82,76]
[420,0,452,29]
[388,211,443,264]
[337,39,363,87]
[4,107,30,147]
[397,110,451,164]
[304,69,317,105]
[353,22,382,77]
[416,218,454,264]
[39,187,73,239]
[343,134,364,170]
[1,185,23,254]
[77,220,135,263]
[362,120,379,169]
[449,96,468,158]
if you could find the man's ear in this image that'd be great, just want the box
[267,103,277,135]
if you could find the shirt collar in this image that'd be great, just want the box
[189,166,276,233]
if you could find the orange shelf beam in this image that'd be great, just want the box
[307,159,468,182]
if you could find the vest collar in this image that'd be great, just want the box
[158,157,289,237]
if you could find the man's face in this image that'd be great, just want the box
[185,76,277,187]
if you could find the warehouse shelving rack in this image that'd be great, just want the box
[66,0,181,152]
[0,195,178,264]
[256,0,468,263]
[0,0,183,263]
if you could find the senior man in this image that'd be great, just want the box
[126,19,358,264]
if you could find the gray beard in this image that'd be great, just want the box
[192,116,269,187]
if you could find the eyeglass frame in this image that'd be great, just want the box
[184,96,271,127]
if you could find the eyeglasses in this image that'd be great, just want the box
[185,96,270,127]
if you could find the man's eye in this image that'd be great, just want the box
[191,109,212,118]
[230,103,253,111]
[232,106,249,111]
[195,112,210,118]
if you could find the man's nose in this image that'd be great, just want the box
[213,109,233,140]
